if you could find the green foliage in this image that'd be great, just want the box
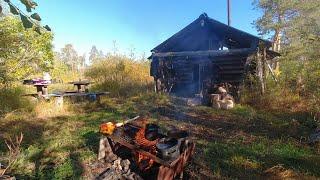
[0,16,54,85]
[0,0,50,32]
[19,0,38,12]
[253,0,298,36]
[30,13,41,21]
[8,3,19,15]
[85,55,153,97]
[251,0,320,118]
[283,1,320,59]
[53,157,82,179]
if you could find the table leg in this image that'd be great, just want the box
[36,86,43,98]
[76,85,81,92]
[42,86,48,97]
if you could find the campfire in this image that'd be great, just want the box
[134,126,158,171]
[98,116,195,180]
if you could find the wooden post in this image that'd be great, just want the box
[256,47,265,94]
[55,96,64,109]
[76,84,81,92]
[263,47,267,91]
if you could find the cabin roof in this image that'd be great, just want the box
[151,13,272,53]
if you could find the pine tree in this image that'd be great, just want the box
[89,45,99,65]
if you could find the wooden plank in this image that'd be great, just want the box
[21,93,38,97]
[49,92,110,97]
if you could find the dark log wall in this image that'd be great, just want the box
[151,53,252,96]
[213,55,248,83]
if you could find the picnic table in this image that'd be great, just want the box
[22,79,109,105]
[22,83,50,99]
[69,81,91,92]
[34,83,49,97]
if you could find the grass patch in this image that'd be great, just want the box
[204,139,319,178]
[0,93,319,179]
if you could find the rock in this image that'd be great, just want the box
[187,98,202,106]
[124,173,144,180]
[97,168,122,180]
[105,154,118,163]
[310,129,320,144]
[120,159,130,173]
[112,158,122,171]
[96,156,142,180]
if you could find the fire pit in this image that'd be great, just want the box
[98,117,195,180]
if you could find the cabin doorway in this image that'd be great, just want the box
[192,64,199,94]
[193,64,207,94]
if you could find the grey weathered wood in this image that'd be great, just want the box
[256,48,265,94]
[98,137,107,160]
[98,137,117,161]
[267,62,278,82]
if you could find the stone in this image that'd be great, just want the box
[310,129,320,144]
[120,159,130,173]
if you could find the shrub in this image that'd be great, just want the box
[85,55,153,97]
[240,58,320,125]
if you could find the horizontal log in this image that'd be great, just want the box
[220,79,244,83]
[220,77,244,82]
[213,61,244,65]
[152,48,255,58]
[219,66,245,70]
[219,70,244,74]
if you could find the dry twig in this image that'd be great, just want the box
[0,133,23,177]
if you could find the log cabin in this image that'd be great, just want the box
[149,13,279,99]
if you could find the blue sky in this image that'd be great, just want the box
[13,0,262,57]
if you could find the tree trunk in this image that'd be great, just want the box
[272,27,281,71]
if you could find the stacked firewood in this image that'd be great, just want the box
[95,137,143,180]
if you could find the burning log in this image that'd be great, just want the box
[134,127,158,171]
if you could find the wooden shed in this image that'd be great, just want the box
[149,13,279,97]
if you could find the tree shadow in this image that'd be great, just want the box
[151,104,317,142]
[69,152,85,179]
[82,131,100,153]
[0,119,46,152]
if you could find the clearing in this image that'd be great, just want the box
[0,93,319,179]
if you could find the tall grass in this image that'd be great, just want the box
[0,86,33,115]
[240,74,320,127]
[85,55,153,97]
